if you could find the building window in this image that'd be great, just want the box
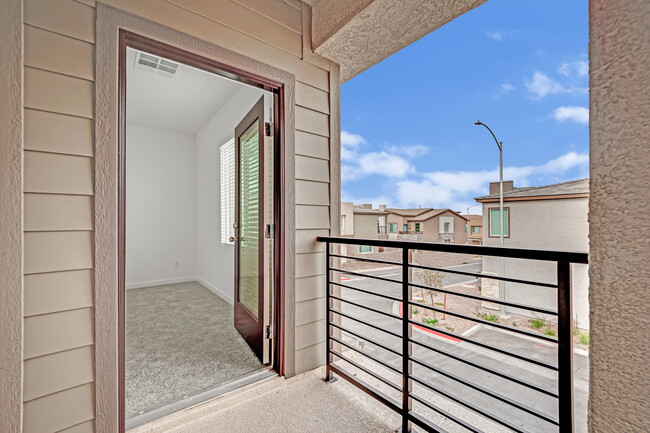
[489,208,510,237]
[389,223,397,233]
[358,245,372,253]
[443,222,450,233]
[340,215,345,230]
[471,225,480,234]
[220,138,235,245]
[415,223,421,232]
[403,224,408,232]
[465,222,468,232]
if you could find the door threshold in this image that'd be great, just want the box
[126,368,276,430]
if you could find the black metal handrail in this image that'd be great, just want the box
[319,235,588,433]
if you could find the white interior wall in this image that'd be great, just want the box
[126,123,197,288]
[195,86,266,305]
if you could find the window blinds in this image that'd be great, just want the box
[220,138,235,245]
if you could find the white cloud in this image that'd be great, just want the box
[553,106,589,124]
[558,60,588,78]
[385,144,429,158]
[340,131,366,162]
[501,83,515,92]
[486,29,517,41]
[525,72,566,99]
[358,152,413,178]
[392,151,589,208]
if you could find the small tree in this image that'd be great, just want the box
[416,269,444,318]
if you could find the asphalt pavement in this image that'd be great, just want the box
[335,260,589,433]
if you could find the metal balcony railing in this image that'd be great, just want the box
[398,230,423,235]
[317,236,588,433]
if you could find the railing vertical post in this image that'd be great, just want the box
[557,261,574,432]
[324,241,335,383]
[401,247,412,432]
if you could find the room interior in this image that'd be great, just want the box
[124,48,273,421]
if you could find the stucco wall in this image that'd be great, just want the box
[482,198,590,329]
[588,0,650,430]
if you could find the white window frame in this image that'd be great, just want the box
[358,245,372,254]
[220,138,235,245]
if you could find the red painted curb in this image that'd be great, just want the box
[399,302,461,342]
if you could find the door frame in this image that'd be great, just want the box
[94,6,296,428]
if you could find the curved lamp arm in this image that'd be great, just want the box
[475,121,502,151]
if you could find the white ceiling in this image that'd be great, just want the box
[126,48,245,134]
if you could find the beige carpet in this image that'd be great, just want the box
[126,281,263,416]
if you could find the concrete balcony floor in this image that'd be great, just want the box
[130,366,400,433]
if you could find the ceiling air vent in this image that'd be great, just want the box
[134,51,179,78]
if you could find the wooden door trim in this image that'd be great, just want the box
[114,29,288,433]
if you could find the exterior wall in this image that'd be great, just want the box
[417,212,468,244]
[482,198,590,329]
[18,0,337,431]
[340,201,354,236]
[589,0,650,430]
[352,213,382,252]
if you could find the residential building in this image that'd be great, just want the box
[476,179,590,329]
[0,1,647,433]
[399,208,469,244]
[466,214,483,245]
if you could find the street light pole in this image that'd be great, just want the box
[475,121,506,317]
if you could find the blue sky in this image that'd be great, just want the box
[340,0,588,213]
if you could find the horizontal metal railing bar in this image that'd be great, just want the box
[408,263,558,289]
[408,320,558,371]
[330,349,402,392]
[330,280,402,302]
[330,295,403,321]
[410,356,559,426]
[328,364,402,414]
[330,322,402,357]
[410,338,558,398]
[330,267,401,285]
[318,236,589,264]
[409,281,558,316]
[329,308,403,339]
[409,394,482,433]
[408,410,451,433]
[410,374,531,433]
[330,335,402,375]
[408,303,558,343]
[330,253,402,267]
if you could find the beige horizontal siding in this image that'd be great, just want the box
[23,346,94,402]
[102,0,329,90]
[24,109,94,157]
[234,0,302,33]
[296,205,330,230]
[296,81,329,114]
[295,229,328,253]
[295,341,325,374]
[295,252,326,278]
[24,67,94,118]
[295,319,325,350]
[295,155,329,182]
[24,0,95,43]
[23,383,95,433]
[58,420,95,433]
[24,308,94,360]
[24,194,93,232]
[24,231,94,275]
[169,0,302,57]
[296,106,329,137]
[295,130,329,160]
[24,270,94,317]
[295,297,326,327]
[296,180,329,205]
[24,25,95,81]
[24,152,93,195]
[295,275,326,303]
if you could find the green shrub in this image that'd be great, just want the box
[544,328,557,337]
[476,310,499,323]
[423,317,438,326]
[435,302,444,306]
[412,308,419,315]
[416,299,424,303]
[573,327,580,336]
[529,317,547,329]
[579,333,590,345]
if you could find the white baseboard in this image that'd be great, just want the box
[126,276,196,289]
[196,276,234,306]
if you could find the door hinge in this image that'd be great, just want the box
[265,224,275,239]
[265,325,273,339]
[265,122,272,137]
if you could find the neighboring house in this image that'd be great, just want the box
[466,214,483,245]
[340,202,389,254]
[476,179,590,329]
[385,208,432,241]
[402,208,469,244]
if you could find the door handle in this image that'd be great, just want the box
[229,235,238,243]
